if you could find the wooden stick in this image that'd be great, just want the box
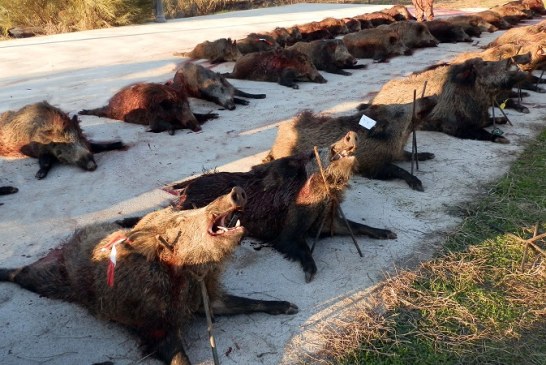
[493,99,513,126]
[200,279,220,365]
[312,146,363,257]
[411,89,417,176]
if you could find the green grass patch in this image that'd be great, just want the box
[326,128,546,365]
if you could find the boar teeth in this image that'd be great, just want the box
[235,219,241,227]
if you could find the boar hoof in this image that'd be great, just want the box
[35,170,48,179]
[493,136,510,144]
[408,178,424,192]
[303,261,318,283]
[285,302,299,315]
[418,152,435,161]
[518,106,530,114]
[291,84,299,89]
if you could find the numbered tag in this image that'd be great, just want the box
[359,114,377,129]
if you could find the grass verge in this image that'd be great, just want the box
[313,128,546,365]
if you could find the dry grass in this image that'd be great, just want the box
[301,129,546,365]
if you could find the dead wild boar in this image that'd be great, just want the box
[265,99,437,192]
[342,17,362,32]
[424,20,473,43]
[287,39,366,76]
[487,20,545,47]
[176,38,241,63]
[0,187,298,365]
[154,132,396,282]
[378,21,439,48]
[236,33,279,55]
[474,10,513,29]
[315,17,350,35]
[490,4,533,23]
[518,0,546,14]
[172,62,266,110]
[79,83,218,135]
[343,28,412,62]
[267,27,301,47]
[445,15,498,36]
[382,5,417,21]
[0,102,125,179]
[353,12,397,27]
[372,58,521,143]
[300,28,334,42]
[224,48,327,89]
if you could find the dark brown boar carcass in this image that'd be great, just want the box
[0,102,125,179]
[474,10,514,29]
[176,38,242,63]
[487,20,545,47]
[172,62,266,110]
[236,33,280,55]
[343,28,412,62]
[158,133,396,283]
[353,12,397,27]
[287,39,366,76]
[265,98,437,192]
[445,15,498,37]
[0,187,298,365]
[224,48,327,89]
[382,5,417,21]
[372,58,522,143]
[79,83,218,135]
[424,20,473,43]
[378,21,439,48]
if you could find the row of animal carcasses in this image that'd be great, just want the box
[0,1,544,186]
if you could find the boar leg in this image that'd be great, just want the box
[326,214,397,240]
[274,230,318,281]
[89,141,126,153]
[233,89,266,99]
[36,154,57,179]
[233,97,250,105]
[453,128,509,144]
[499,99,529,114]
[401,150,435,161]
[193,112,219,123]
[154,330,191,365]
[369,163,425,192]
[323,65,352,76]
[278,69,300,89]
[116,216,142,228]
[0,186,18,195]
[148,119,176,135]
[208,294,298,315]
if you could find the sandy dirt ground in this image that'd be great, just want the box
[0,3,545,365]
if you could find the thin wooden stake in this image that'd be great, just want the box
[493,99,513,126]
[200,279,220,365]
[312,146,363,257]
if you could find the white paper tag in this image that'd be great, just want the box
[359,114,377,129]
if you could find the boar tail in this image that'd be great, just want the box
[234,88,266,99]
[79,106,108,117]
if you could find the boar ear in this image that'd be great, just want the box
[160,99,174,110]
[453,64,477,85]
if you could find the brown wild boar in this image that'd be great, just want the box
[315,17,350,35]
[424,20,473,43]
[172,62,266,110]
[353,12,397,27]
[383,5,417,21]
[267,27,301,47]
[0,102,125,179]
[236,33,279,55]
[378,21,439,48]
[445,15,498,36]
[343,28,412,62]
[146,132,396,283]
[79,83,218,135]
[342,17,362,32]
[372,58,522,143]
[490,4,533,23]
[487,20,545,47]
[287,39,366,76]
[265,99,437,192]
[176,38,241,63]
[474,10,513,29]
[518,0,546,14]
[0,187,298,365]
[224,48,327,89]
